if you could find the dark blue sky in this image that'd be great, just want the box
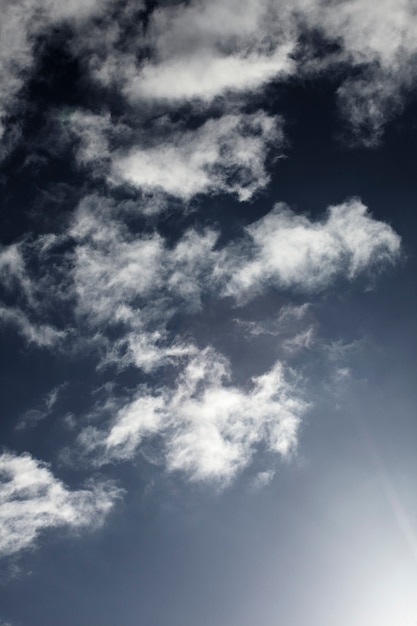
[0,2,416,625]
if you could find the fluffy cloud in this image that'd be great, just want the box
[79,348,305,484]
[77,0,417,144]
[60,194,399,372]
[0,193,400,370]
[224,199,401,298]
[81,0,295,103]
[0,451,122,557]
[3,0,417,157]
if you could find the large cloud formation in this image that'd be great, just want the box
[0,0,407,558]
[0,196,400,490]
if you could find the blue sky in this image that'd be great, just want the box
[0,1,416,625]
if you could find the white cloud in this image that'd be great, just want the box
[80,0,417,144]
[251,469,276,489]
[65,195,401,376]
[282,327,316,354]
[124,46,294,104]
[84,0,295,103]
[80,348,306,485]
[113,112,281,201]
[0,244,35,305]
[0,194,401,489]
[295,0,417,143]
[69,111,282,203]
[234,304,312,338]
[0,451,122,558]
[3,0,417,156]
[0,194,400,376]
[224,198,401,299]
[69,196,218,371]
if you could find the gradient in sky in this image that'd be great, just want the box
[0,1,417,625]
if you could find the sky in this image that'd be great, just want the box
[0,1,416,625]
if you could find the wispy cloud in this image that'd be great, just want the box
[0,305,65,348]
[16,384,67,431]
[0,451,122,558]
[0,0,111,156]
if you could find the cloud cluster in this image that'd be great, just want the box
[69,0,417,149]
[0,191,399,495]
[0,193,398,369]
[1,0,417,163]
[0,0,408,561]
[67,196,400,372]
[0,451,121,558]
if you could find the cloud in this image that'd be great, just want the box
[81,0,295,103]
[3,0,417,159]
[0,241,67,347]
[0,244,35,305]
[69,197,200,372]
[67,109,282,204]
[0,193,401,490]
[111,112,282,202]
[0,451,122,558]
[287,0,417,143]
[0,0,111,155]
[250,469,276,489]
[0,192,400,376]
[55,194,398,374]
[78,348,306,485]
[0,305,65,348]
[16,384,67,431]
[75,0,417,145]
[223,198,401,299]
[234,304,312,338]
